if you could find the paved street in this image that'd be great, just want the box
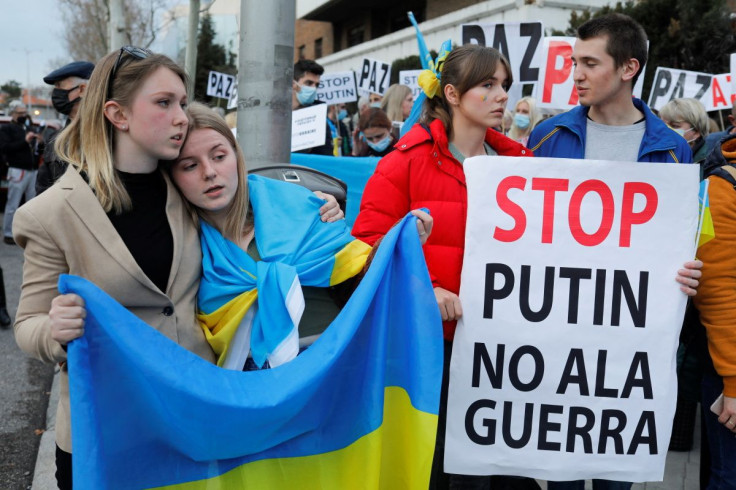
[0,213,55,489]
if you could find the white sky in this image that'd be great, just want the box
[0,0,183,89]
[0,0,69,88]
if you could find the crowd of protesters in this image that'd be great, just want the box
[3,9,736,490]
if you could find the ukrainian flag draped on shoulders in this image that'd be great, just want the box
[197,174,371,368]
[63,200,443,489]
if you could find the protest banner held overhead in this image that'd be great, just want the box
[357,58,392,96]
[317,71,358,104]
[460,22,544,87]
[445,156,699,481]
[399,70,423,100]
[291,104,327,152]
[207,70,236,100]
[649,67,735,112]
[536,38,647,111]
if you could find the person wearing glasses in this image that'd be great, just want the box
[11,46,205,489]
[11,46,342,489]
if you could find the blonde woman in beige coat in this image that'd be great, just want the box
[12,48,211,489]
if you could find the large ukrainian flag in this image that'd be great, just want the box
[62,211,442,489]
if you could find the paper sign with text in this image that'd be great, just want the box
[445,157,699,481]
[731,54,736,95]
[648,67,734,112]
[227,80,238,110]
[461,22,544,86]
[399,70,423,100]
[207,70,236,100]
[317,71,358,104]
[291,104,327,152]
[357,58,392,96]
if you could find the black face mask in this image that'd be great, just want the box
[15,115,27,125]
[51,85,81,116]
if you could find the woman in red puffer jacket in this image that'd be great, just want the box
[352,44,535,489]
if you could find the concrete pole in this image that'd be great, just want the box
[237,0,296,169]
[109,0,125,51]
[185,0,200,96]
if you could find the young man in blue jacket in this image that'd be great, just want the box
[528,14,691,165]
[528,13,694,490]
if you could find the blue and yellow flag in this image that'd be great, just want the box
[63,211,443,489]
[697,178,715,249]
[197,175,371,368]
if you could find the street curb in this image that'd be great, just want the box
[32,366,59,490]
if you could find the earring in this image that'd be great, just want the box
[121,125,127,131]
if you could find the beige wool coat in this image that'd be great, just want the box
[13,167,215,453]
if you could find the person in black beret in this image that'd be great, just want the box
[36,61,95,194]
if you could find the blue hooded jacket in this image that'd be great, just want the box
[527,98,693,164]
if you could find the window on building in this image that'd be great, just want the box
[314,38,323,59]
[347,25,365,48]
[298,45,306,60]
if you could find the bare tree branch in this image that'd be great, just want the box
[59,0,167,61]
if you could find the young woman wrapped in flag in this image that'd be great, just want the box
[168,102,433,370]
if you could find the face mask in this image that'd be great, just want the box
[51,85,81,115]
[672,127,697,144]
[337,109,348,120]
[15,115,27,125]
[514,113,530,129]
[296,84,317,105]
[370,102,382,108]
[366,134,392,153]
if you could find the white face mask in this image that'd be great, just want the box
[672,127,697,144]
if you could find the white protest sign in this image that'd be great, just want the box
[445,157,699,481]
[731,53,736,95]
[207,70,236,100]
[536,38,646,110]
[648,67,723,111]
[400,70,423,100]
[317,71,358,104]
[227,80,238,110]
[461,22,544,86]
[291,103,327,152]
[535,37,577,110]
[710,74,735,111]
[357,58,391,95]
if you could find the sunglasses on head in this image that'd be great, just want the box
[107,45,153,100]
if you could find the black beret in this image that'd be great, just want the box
[43,61,95,85]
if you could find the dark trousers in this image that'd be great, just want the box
[0,266,6,308]
[430,341,540,490]
[56,445,72,489]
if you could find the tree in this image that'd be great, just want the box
[389,51,438,85]
[58,0,167,62]
[1,81,22,99]
[193,13,237,105]
[553,0,736,101]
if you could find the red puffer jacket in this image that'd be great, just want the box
[352,119,532,340]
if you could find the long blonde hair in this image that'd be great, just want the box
[172,102,250,241]
[381,84,412,122]
[55,49,188,214]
